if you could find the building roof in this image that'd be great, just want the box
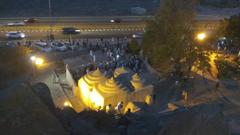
[113,67,130,78]
[81,68,106,88]
[115,72,135,93]
[96,77,127,98]
[131,73,145,90]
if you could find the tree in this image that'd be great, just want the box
[215,14,240,54]
[142,0,210,75]
[128,39,140,55]
[225,14,240,45]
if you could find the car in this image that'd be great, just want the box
[35,41,48,46]
[110,18,122,23]
[62,27,80,34]
[52,42,68,52]
[6,31,26,39]
[65,42,78,50]
[7,22,25,26]
[35,43,52,52]
[132,33,144,38]
[24,18,38,23]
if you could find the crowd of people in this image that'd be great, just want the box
[68,36,144,77]
[85,50,145,75]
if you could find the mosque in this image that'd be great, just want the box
[67,66,154,112]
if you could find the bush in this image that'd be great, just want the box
[215,59,240,80]
[127,39,140,55]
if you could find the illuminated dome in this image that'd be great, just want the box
[78,69,106,107]
[131,73,144,90]
[114,67,129,78]
[81,68,106,88]
[96,77,125,98]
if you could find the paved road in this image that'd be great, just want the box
[0,15,222,40]
[0,15,225,23]
[0,21,145,40]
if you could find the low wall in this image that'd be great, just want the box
[66,65,79,98]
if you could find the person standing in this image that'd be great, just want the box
[106,104,113,113]
[115,101,124,114]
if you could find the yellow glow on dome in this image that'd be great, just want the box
[89,88,104,109]
[79,78,104,109]
[79,79,91,106]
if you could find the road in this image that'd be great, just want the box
[0,15,222,40]
[0,15,225,23]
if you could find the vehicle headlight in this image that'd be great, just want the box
[75,30,80,32]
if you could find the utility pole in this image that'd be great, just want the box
[48,0,53,41]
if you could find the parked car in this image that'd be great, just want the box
[7,22,25,26]
[62,27,80,34]
[132,33,144,38]
[24,18,38,23]
[36,45,52,52]
[34,41,52,52]
[52,42,68,52]
[35,41,48,46]
[110,18,122,23]
[65,42,78,50]
[6,31,26,39]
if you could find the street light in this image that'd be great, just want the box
[196,32,207,41]
[30,56,36,61]
[64,101,72,107]
[30,55,37,77]
[30,56,44,77]
[30,56,44,66]
[35,58,44,66]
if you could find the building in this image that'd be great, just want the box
[67,66,154,111]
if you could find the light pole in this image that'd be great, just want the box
[48,0,53,41]
[48,0,52,19]
[30,56,36,77]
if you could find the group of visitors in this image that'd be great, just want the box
[105,101,124,114]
